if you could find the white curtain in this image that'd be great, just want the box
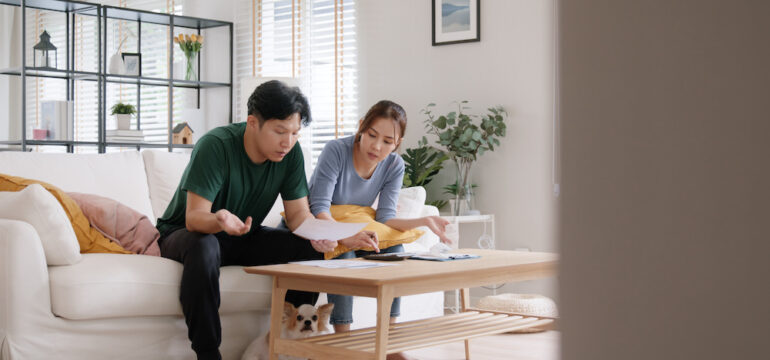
[0,6,21,143]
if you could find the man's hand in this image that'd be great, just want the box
[339,231,380,252]
[215,209,252,236]
[422,216,452,244]
[310,239,338,253]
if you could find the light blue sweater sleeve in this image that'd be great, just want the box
[374,159,404,223]
[308,140,342,217]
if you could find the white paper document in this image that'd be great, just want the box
[289,260,397,269]
[292,218,368,241]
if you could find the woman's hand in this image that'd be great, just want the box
[339,230,380,252]
[310,239,338,253]
[215,209,252,236]
[422,216,452,244]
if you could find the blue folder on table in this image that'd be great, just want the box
[410,253,480,262]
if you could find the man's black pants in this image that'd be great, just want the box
[159,226,323,360]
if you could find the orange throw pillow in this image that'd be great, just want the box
[0,173,131,254]
[323,205,424,260]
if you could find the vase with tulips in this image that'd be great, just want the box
[174,33,203,81]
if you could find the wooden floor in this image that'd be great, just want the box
[401,331,560,360]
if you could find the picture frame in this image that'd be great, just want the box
[432,0,480,46]
[121,52,141,76]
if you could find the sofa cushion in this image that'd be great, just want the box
[0,184,81,265]
[49,254,273,320]
[141,150,191,220]
[0,151,155,222]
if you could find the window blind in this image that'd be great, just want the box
[234,0,358,166]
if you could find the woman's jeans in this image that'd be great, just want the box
[328,244,404,325]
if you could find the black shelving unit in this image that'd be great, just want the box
[0,0,233,153]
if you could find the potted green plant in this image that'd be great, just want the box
[110,102,136,130]
[401,136,450,210]
[423,101,507,215]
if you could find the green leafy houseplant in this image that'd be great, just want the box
[423,101,507,215]
[110,103,136,115]
[401,136,449,188]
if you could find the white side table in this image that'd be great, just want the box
[441,214,497,313]
[441,214,496,250]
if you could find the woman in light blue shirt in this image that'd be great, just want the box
[308,100,451,342]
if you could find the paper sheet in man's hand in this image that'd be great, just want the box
[292,218,368,241]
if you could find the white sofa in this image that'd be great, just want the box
[0,150,443,360]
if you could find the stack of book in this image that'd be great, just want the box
[106,129,145,143]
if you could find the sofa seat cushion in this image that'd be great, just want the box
[49,254,273,320]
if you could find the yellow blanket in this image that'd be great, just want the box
[324,205,423,260]
[0,173,131,254]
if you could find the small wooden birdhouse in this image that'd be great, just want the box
[172,122,194,145]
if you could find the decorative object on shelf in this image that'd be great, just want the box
[432,0,480,46]
[423,101,507,216]
[109,28,136,75]
[174,33,203,81]
[33,30,57,69]
[121,53,141,76]
[110,102,136,130]
[172,122,194,145]
[40,100,73,140]
[32,129,49,140]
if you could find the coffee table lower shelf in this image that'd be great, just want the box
[274,310,554,359]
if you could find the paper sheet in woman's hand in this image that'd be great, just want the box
[293,218,368,241]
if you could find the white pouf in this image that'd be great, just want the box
[476,293,558,333]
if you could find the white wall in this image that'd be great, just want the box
[560,0,770,359]
[357,0,557,298]
[183,0,237,134]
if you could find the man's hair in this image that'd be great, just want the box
[247,80,311,127]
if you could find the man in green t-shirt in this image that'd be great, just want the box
[156,80,379,360]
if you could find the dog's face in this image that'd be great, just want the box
[282,302,334,339]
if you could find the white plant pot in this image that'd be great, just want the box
[115,114,131,130]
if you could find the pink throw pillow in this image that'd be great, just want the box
[67,192,160,256]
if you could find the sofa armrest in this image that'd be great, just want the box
[0,219,54,342]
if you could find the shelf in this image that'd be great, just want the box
[285,311,553,357]
[24,140,100,146]
[0,1,230,29]
[3,0,233,154]
[0,68,230,88]
[102,5,230,29]
[104,142,193,149]
[105,74,230,89]
[0,67,99,81]
[0,0,97,13]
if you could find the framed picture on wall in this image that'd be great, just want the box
[432,0,480,46]
[121,52,141,76]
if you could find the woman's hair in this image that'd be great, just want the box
[355,100,407,147]
[247,80,311,127]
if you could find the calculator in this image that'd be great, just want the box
[362,252,415,261]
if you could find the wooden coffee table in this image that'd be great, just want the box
[244,248,558,360]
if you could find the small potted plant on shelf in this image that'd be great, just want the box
[110,102,136,130]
